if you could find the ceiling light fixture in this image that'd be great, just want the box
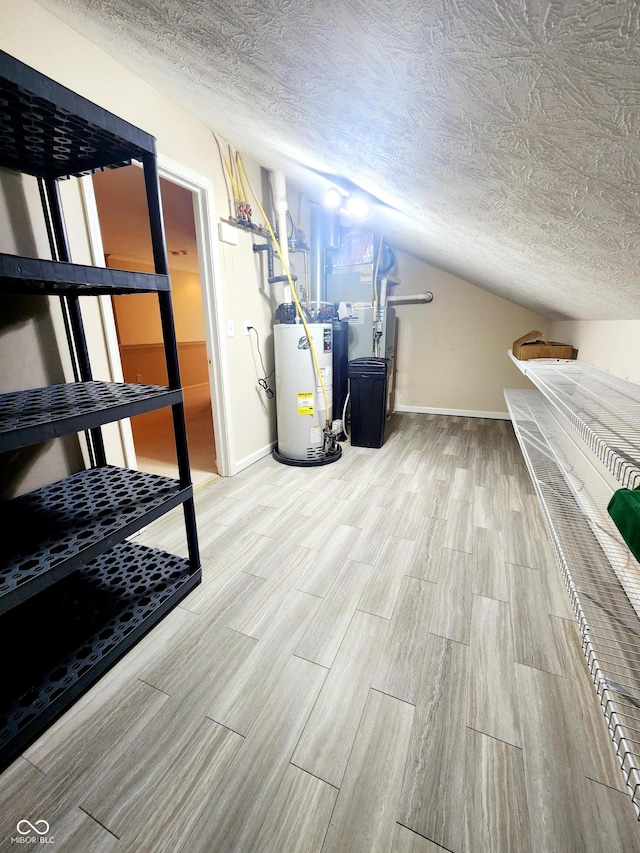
[323,184,371,220]
[323,186,343,210]
[345,195,369,220]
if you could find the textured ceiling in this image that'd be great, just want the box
[36,0,640,319]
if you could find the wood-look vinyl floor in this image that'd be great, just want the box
[2,413,639,852]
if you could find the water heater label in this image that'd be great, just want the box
[317,367,333,408]
[298,392,314,414]
[310,425,322,445]
[323,328,332,352]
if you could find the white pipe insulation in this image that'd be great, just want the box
[271,171,291,301]
[387,292,434,304]
[379,276,389,310]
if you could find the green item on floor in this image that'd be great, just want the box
[608,487,640,565]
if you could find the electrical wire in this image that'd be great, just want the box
[286,209,296,240]
[238,153,331,428]
[379,243,396,277]
[212,132,237,216]
[342,380,350,441]
[248,326,275,398]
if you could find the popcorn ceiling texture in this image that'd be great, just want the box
[36,0,640,320]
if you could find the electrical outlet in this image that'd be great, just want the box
[227,319,235,337]
[243,319,251,336]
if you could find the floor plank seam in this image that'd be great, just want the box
[369,686,416,708]
[403,572,438,585]
[239,568,270,581]
[304,684,375,792]
[513,659,567,679]
[355,606,393,621]
[224,623,274,641]
[293,586,324,599]
[136,678,171,698]
[465,724,524,750]
[549,611,582,625]
[19,754,48,776]
[287,760,340,792]
[427,630,471,647]
[77,806,120,840]
[292,651,331,669]
[585,773,637,797]
[203,714,247,739]
[395,820,456,851]
[441,544,474,556]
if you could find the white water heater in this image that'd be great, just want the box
[273,322,333,463]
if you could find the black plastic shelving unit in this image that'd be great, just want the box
[0,49,201,768]
[0,253,171,295]
[0,381,183,452]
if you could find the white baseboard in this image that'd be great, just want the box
[231,441,276,475]
[394,404,511,421]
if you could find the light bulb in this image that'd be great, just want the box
[324,186,343,209]
[345,195,369,220]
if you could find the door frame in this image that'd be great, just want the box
[79,155,234,477]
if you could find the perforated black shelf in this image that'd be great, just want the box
[0,466,193,614]
[0,49,202,774]
[0,381,181,452]
[0,539,200,770]
[0,48,156,178]
[0,253,170,295]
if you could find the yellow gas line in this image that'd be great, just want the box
[372,236,383,356]
[212,133,238,214]
[238,155,331,428]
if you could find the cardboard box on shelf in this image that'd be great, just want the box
[512,330,576,361]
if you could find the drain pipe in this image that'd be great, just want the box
[387,292,434,304]
[271,171,291,303]
[309,202,323,309]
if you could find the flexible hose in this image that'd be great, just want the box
[372,237,384,356]
[235,151,250,211]
[239,154,331,428]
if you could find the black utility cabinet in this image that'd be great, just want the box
[348,357,389,448]
[0,50,201,769]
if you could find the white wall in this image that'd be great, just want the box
[110,261,206,346]
[392,251,546,417]
[549,320,640,385]
[0,166,89,497]
[1,0,284,476]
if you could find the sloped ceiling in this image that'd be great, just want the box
[36,0,640,320]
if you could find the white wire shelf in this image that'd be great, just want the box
[509,352,640,490]
[505,388,640,814]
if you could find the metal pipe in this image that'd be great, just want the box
[271,170,290,273]
[379,276,389,310]
[325,211,341,249]
[310,203,323,308]
[387,292,434,304]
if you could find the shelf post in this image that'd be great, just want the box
[44,178,106,466]
[142,152,200,571]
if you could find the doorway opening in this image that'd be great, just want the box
[92,164,218,488]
